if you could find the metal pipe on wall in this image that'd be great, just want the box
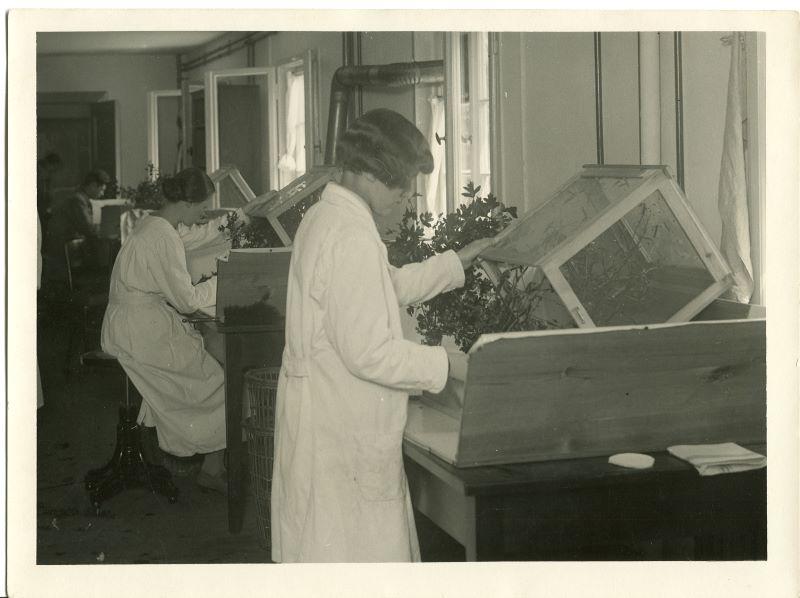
[323,60,444,164]
[593,33,605,165]
[673,32,685,189]
[638,33,662,164]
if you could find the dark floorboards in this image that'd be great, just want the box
[36,301,464,565]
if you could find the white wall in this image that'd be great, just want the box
[493,31,764,302]
[495,33,598,213]
[600,32,640,165]
[37,53,178,187]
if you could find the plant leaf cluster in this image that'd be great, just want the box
[104,163,166,209]
[220,210,284,249]
[388,182,556,352]
[219,187,326,249]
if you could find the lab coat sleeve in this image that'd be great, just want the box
[178,209,244,251]
[388,249,465,307]
[324,233,449,394]
[149,235,217,313]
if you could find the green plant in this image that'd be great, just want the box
[221,210,284,249]
[387,182,557,352]
[219,186,327,249]
[106,163,166,209]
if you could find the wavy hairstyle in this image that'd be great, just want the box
[335,109,433,191]
[161,167,215,204]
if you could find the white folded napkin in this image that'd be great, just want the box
[667,442,766,476]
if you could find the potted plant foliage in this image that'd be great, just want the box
[104,163,166,209]
[387,182,559,352]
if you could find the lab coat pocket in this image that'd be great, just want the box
[354,433,403,502]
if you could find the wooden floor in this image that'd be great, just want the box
[36,301,463,565]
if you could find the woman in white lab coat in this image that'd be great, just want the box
[271,109,495,562]
[102,167,261,491]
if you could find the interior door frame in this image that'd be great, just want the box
[147,87,200,176]
[203,66,276,207]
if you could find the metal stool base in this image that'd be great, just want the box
[84,406,179,511]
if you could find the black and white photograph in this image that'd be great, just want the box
[7,7,799,598]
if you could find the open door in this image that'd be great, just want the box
[90,100,118,181]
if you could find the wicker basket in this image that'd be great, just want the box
[243,367,280,549]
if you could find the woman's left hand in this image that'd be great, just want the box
[456,236,500,269]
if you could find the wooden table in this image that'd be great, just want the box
[197,319,284,533]
[404,440,767,561]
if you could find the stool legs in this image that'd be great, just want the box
[84,408,179,512]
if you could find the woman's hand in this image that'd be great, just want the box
[456,236,500,269]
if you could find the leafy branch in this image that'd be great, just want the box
[387,182,557,352]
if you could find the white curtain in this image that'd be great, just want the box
[424,95,447,219]
[278,71,306,187]
[717,32,754,303]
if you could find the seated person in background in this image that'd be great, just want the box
[42,168,110,290]
[101,167,269,492]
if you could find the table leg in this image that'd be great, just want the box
[474,496,505,560]
[225,333,245,533]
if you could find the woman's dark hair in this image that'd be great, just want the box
[335,109,433,191]
[83,169,111,187]
[161,167,216,204]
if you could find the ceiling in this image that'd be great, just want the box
[36,31,227,55]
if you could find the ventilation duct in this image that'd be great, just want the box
[324,60,444,165]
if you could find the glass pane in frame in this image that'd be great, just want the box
[274,186,325,243]
[218,175,249,209]
[215,74,271,197]
[559,189,714,326]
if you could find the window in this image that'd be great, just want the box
[276,62,306,188]
[202,53,319,208]
[441,32,494,214]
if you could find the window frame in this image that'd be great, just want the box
[443,32,496,212]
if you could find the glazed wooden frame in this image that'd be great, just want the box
[481,164,734,328]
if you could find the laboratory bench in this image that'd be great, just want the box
[403,438,767,561]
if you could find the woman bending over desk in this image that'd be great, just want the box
[101,167,265,491]
[271,109,496,563]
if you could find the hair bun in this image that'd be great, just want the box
[161,176,184,201]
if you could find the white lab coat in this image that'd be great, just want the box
[101,213,232,456]
[271,182,465,563]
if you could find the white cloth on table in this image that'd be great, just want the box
[667,442,765,476]
[101,213,233,456]
[271,182,465,563]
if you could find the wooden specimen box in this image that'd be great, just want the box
[405,301,766,468]
[209,165,256,209]
[480,164,734,328]
[213,248,292,324]
[246,167,338,246]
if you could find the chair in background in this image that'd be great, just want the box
[97,202,126,240]
[63,237,110,369]
[83,350,178,512]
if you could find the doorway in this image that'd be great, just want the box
[37,92,118,202]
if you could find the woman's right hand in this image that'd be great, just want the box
[456,236,500,269]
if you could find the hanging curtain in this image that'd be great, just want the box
[717,32,754,303]
[278,71,306,187]
[424,94,447,219]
